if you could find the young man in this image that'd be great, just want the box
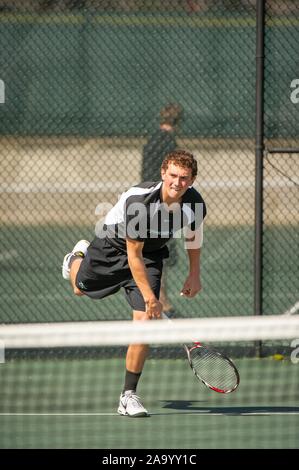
[62,149,206,417]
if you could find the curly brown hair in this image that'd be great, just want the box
[161,149,197,178]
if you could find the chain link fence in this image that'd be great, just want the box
[0,0,297,323]
[263,0,299,317]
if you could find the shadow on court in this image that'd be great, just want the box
[157,401,299,415]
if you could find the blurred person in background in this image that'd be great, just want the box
[142,103,183,314]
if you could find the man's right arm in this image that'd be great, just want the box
[126,238,162,318]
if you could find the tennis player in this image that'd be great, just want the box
[62,149,206,417]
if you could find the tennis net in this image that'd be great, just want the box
[0,315,298,449]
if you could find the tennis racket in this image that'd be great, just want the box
[183,341,240,394]
[162,313,240,394]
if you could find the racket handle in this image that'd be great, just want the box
[161,312,172,322]
[161,312,200,344]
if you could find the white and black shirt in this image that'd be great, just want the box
[98,181,207,255]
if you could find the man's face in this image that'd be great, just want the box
[161,162,195,201]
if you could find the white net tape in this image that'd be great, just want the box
[1,315,299,349]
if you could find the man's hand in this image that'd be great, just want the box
[145,297,163,319]
[180,275,202,298]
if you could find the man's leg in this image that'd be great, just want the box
[125,310,149,376]
[69,258,84,296]
[118,310,150,417]
[62,239,90,295]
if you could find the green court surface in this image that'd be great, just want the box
[0,357,298,449]
[0,223,298,448]
[0,224,297,323]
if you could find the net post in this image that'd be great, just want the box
[254,0,265,358]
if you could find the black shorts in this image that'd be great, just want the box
[75,237,166,311]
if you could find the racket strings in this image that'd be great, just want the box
[190,347,237,391]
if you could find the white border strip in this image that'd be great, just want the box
[0,411,298,417]
[1,315,299,349]
[0,179,297,193]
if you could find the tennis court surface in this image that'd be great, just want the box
[0,316,298,449]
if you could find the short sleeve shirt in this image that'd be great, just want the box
[100,181,207,254]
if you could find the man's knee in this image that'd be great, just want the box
[133,310,150,321]
[73,286,84,296]
[69,258,84,296]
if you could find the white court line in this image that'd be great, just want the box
[240,412,299,416]
[3,292,296,301]
[0,411,299,417]
[0,293,75,300]
[0,413,117,416]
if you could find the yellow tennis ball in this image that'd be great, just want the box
[272,354,284,361]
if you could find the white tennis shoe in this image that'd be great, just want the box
[62,239,90,280]
[117,391,149,417]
